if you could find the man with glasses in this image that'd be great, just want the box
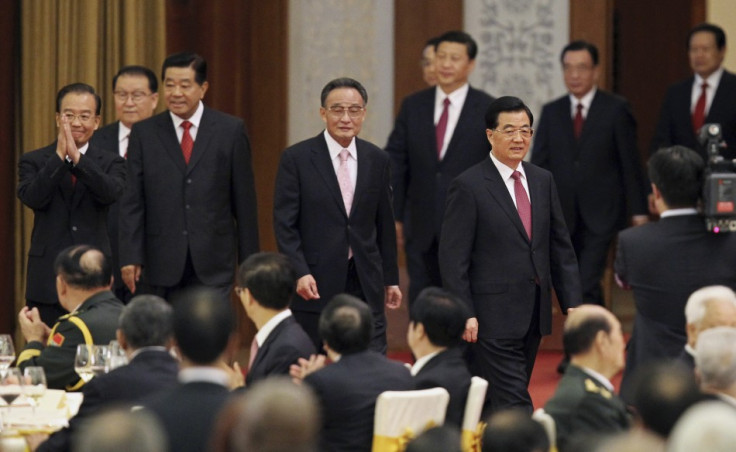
[274,77,400,353]
[91,66,159,303]
[440,96,581,415]
[18,83,126,326]
[531,40,648,308]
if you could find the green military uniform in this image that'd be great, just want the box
[544,364,630,451]
[17,290,123,391]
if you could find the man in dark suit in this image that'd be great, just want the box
[439,96,582,414]
[144,287,235,452]
[17,246,124,391]
[651,23,736,161]
[36,294,178,452]
[90,65,159,303]
[274,77,400,353]
[679,286,736,370]
[531,40,649,305]
[119,52,259,301]
[386,30,494,304]
[18,83,126,326]
[235,252,314,386]
[545,305,630,451]
[292,295,414,452]
[615,146,736,399]
[407,287,471,427]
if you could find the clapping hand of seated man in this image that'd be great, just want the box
[18,307,52,343]
[121,265,142,294]
[296,274,320,300]
[289,354,326,385]
[463,317,478,343]
[385,286,402,309]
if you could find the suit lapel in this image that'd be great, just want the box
[524,163,544,246]
[157,113,188,174]
[418,90,439,159]
[311,134,348,217]
[445,88,476,159]
[351,139,374,218]
[250,318,290,372]
[708,71,735,123]
[578,92,602,149]
[186,108,215,174]
[483,159,529,242]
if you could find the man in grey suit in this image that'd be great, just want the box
[386,30,494,304]
[274,77,400,353]
[119,52,259,301]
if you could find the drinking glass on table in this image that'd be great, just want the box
[108,340,128,370]
[0,368,24,415]
[23,366,46,414]
[0,335,15,377]
[74,344,95,383]
[90,345,110,377]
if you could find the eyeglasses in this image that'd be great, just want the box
[492,127,533,139]
[62,113,96,124]
[113,91,152,103]
[326,105,365,118]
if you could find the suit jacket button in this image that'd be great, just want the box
[186,178,192,184]
[71,226,77,231]
[185,204,191,210]
[182,230,188,235]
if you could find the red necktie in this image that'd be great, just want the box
[435,97,450,159]
[247,336,259,372]
[511,171,532,240]
[181,120,193,164]
[574,103,584,139]
[692,82,708,133]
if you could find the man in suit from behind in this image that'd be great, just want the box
[274,77,400,353]
[18,83,126,326]
[531,40,649,306]
[91,65,159,303]
[235,252,315,386]
[680,285,736,370]
[119,52,259,302]
[615,146,736,399]
[407,287,471,427]
[292,294,414,452]
[544,305,630,451]
[651,23,736,161]
[440,96,581,414]
[386,30,494,304]
[36,294,178,452]
[143,287,235,452]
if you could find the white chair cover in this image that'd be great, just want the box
[532,407,558,452]
[461,376,488,452]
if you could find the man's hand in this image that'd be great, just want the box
[63,117,81,165]
[463,317,479,343]
[289,354,326,385]
[631,215,649,226]
[395,221,405,250]
[219,360,245,390]
[18,307,51,343]
[121,265,142,293]
[385,286,402,310]
[296,275,320,300]
[55,115,68,161]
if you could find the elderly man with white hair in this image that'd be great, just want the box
[679,286,736,369]
[695,326,736,406]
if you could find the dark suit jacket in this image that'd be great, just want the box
[651,70,736,160]
[17,142,126,304]
[38,349,179,452]
[245,315,315,386]
[144,379,231,452]
[273,133,398,313]
[531,90,648,235]
[119,107,259,287]
[304,351,414,452]
[545,365,630,452]
[413,347,471,427]
[439,159,581,339]
[386,86,494,250]
[615,214,736,397]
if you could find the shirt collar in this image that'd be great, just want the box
[170,101,204,129]
[489,152,526,180]
[580,366,615,392]
[695,67,724,89]
[323,129,357,161]
[410,350,441,376]
[660,208,699,218]
[77,142,89,155]
[129,346,169,360]
[118,122,131,141]
[178,366,229,386]
[435,83,470,108]
[685,344,696,358]
[569,87,597,113]
[255,309,292,347]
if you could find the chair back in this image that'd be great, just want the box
[461,376,488,452]
[372,387,450,452]
[532,407,558,452]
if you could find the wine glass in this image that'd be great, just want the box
[74,345,95,383]
[0,368,23,416]
[108,340,128,370]
[0,335,15,378]
[90,345,110,377]
[23,367,46,414]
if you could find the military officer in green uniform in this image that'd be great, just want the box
[545,305,630,451]
[17,245,124,390]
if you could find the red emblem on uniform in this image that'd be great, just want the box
[51,332,65,346]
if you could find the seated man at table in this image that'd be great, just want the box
[34,295,178,452]
[17,245,123,390]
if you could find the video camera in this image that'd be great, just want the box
[701,123,736,232]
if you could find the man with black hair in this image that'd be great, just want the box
[35,294,178,452]
[91,65,159,302]
[236,252,314,386]
[18,83,126,326]
[615,145,736,399]
[17,245,124,390]
[544,305,629,451]
[119,52,259,302]
[407,287,471,426]
[481,409,550,452]
[292,294,413,452]
[143,287,236,452]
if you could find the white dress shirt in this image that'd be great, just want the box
[490,152,531,209]
[692,67,724,115]
[118,122,131,158]
[435,83,470,159]
[324,129,358,190]
[170,101,204,143]
[569,87,597,119]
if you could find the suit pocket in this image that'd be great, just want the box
[471,281,508,294]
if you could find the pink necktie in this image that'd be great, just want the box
[181,120,193,164]
[574,103,584,139]
[247,336,259,372]
[435,97,450,159]
[511,171,532,240]
[338,149,354,258]
[692,82,708,133]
